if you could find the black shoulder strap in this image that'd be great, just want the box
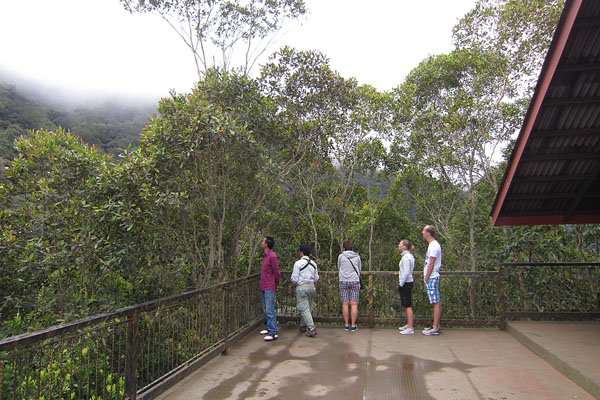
[345,255,360,277]
[299,258,315,272]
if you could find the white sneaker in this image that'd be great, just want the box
[264,334,278,341]
[422,328,441,336]
[259,329,269,335]
[400,328,414,335]
[398,324,410,331]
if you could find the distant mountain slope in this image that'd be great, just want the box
[0,83,155,167]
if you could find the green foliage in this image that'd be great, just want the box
[1,329,127,400]
[0,89,152,161]
[453,0,565,97]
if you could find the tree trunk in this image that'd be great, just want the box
[468,190,477,319]
[368,186,374,271]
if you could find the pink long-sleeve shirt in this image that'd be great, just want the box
[260,249,280,291]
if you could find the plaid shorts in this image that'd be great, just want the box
[425,276,441,304]
[340,281,360,302]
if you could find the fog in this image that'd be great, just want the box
[0,0,478,110]
[0,67,160,112]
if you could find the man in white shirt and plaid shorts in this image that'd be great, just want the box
[422,225,442,336]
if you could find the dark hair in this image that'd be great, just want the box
[424,225,436,237]
[343,240,353,251]
[264,236,275,250]
[400,239,415,254]
[299,243,311,256]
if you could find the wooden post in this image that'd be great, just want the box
[222,289,229,354]
[368,274,374,328]
[498,263,506,330]
[125,311,139,400]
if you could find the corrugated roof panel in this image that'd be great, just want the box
[491,0,600,226]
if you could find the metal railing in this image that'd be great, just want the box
[498,262,600,328]
[2,263,599,399]
[277,270,500,327]
[0,274,263,400]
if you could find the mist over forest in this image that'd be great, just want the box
[0,67,157,168]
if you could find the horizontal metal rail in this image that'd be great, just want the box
[0,274,263,400]
[498,262,600,328]
[277,270,501,328]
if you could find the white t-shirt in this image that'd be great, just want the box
[424,240,442,279]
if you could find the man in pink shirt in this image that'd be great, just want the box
[259,236,280,341]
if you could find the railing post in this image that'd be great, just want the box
[368,274,374,328]
[125,311,140,400]
[222,288,229,355]
[498,263,506,330]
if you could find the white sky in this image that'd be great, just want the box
[0,0,478,102]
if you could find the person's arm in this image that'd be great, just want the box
[424,256,436,283]
[399,257,409,287]
[290,261,300,284]
[273,255,280,289]
[289,261,298,293]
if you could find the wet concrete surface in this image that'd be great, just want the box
[507,321,600,399]
[156,324,597,400]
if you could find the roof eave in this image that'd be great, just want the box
[490,0,584,226]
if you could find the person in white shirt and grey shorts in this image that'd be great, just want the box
[289,244,319,337]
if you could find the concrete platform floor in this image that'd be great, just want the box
[506,321,600,399]
[157,323,599,400]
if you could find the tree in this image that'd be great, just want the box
[0,128,126,327]
[388,0,565,316]
[355,137,388,271]
[453,0,565,99]
[391,48,523,316]
[121,0,307,77]
[136,68,324,285]
[261,47,390,262]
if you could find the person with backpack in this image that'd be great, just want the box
[289,244,319,337]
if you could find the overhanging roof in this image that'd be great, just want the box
[491,0,600,226]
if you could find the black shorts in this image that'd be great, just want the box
[398,282,414,308]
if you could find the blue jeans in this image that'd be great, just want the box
[262,290,277,335]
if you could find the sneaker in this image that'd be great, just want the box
[350,325,358,332]
[259,329,269,335]
[400,328,415,335]
[344,325,350,331]
[422,326,434,333]
[422,328,441,336]
[264,334,278,341]
[299,326,307,332]
[306,328,318,338]
[398,324,410,331]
